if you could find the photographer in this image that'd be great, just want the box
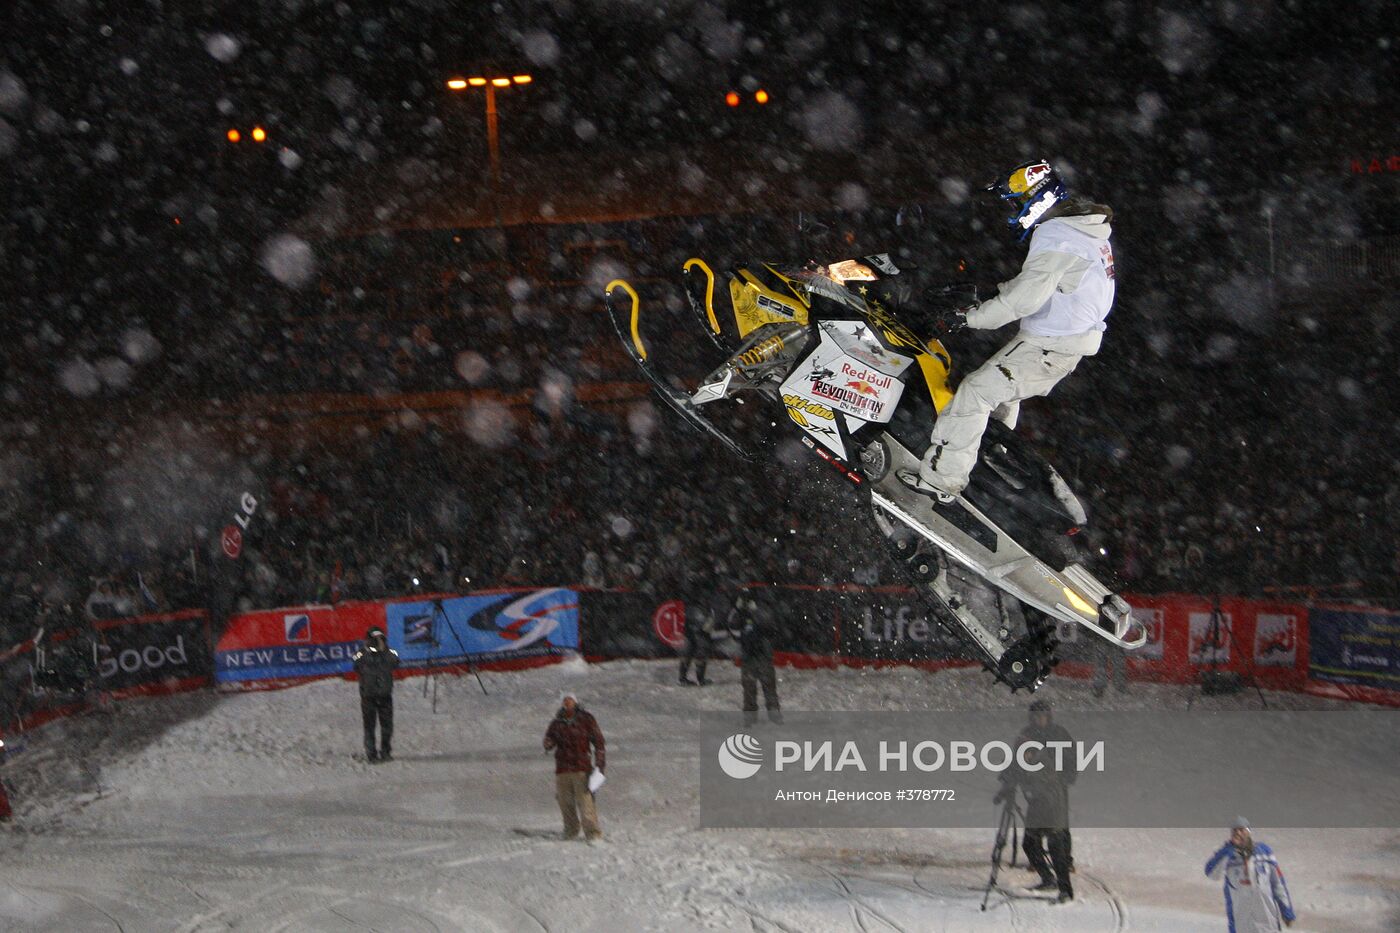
[731,596,781,726]
[352,626,399,763]
[996,698,1075,903]
[679,597,723,687]
[1205,818,1296,931]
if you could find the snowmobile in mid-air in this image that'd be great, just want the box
[604,254,1145,690]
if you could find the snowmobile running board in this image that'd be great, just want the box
[604,279,756,462]
[868,434,1147,651]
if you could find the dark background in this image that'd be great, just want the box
[1,0,1397,637]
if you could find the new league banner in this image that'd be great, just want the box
[214,601,387,684]
[215,589,582,685]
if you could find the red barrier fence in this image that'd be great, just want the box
[1,591,1395,747]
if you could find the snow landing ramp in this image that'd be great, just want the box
[2,661,1399,931]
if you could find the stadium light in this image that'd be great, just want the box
[446,73,536,228]
[226,128,241,143]
[251,126,267,142]
[725,91,740,107]
[755,89,770,104]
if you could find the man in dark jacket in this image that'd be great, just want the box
[996,698,1075,902]
[352,625,399,763]
[732,597,781,726]
[543,693,605,840]
[679,598,724,686]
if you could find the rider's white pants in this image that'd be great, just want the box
[919,337,1082,494]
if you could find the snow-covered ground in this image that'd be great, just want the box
[1,659,1396,932]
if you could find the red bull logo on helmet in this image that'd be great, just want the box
[1012,161,1052,194]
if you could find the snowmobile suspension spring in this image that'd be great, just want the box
[737,334,788,367]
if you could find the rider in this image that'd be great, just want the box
[900,159,1116,503]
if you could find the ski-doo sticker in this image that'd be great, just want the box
[783,394,835,422]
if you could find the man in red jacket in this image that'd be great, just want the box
[543,692,605,840]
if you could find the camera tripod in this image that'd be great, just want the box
[980,797,1024,911]
[420,597,488,713]
[1187,594,1268,709]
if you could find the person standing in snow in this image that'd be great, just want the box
[352,625,399,763]
[543,693,605,841]
[996,698,1076,903]
[900,159,1117,504]
[679,598,722,686]
[1205,818,1296,931]
[731,596,781,726]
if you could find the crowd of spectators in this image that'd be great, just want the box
[2,207,1397,654]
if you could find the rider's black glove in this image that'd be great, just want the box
[933,306,971,336]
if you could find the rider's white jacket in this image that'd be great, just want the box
[967,209,1116,358]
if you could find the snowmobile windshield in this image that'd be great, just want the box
[825,259,879,283]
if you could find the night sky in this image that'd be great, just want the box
[1,0,1397,596]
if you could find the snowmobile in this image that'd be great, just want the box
[604,254,1145,690]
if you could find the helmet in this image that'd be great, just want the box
[986,159,1068,240]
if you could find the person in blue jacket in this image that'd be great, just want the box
[1205,818,1296,932]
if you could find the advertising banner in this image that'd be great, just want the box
[93,610,213,696]
[1187,608,1231,667]
[834,589,963,664]
[1253,611,1302,668]
[763,587,841,659]
[1309,608,1400,691]
[215,601,385,684]
[1127,604,1167,663]
[384,588,580,666]
[578,591,684,659]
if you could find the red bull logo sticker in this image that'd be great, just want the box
[846,379,879,397]
[839,361,893,390]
